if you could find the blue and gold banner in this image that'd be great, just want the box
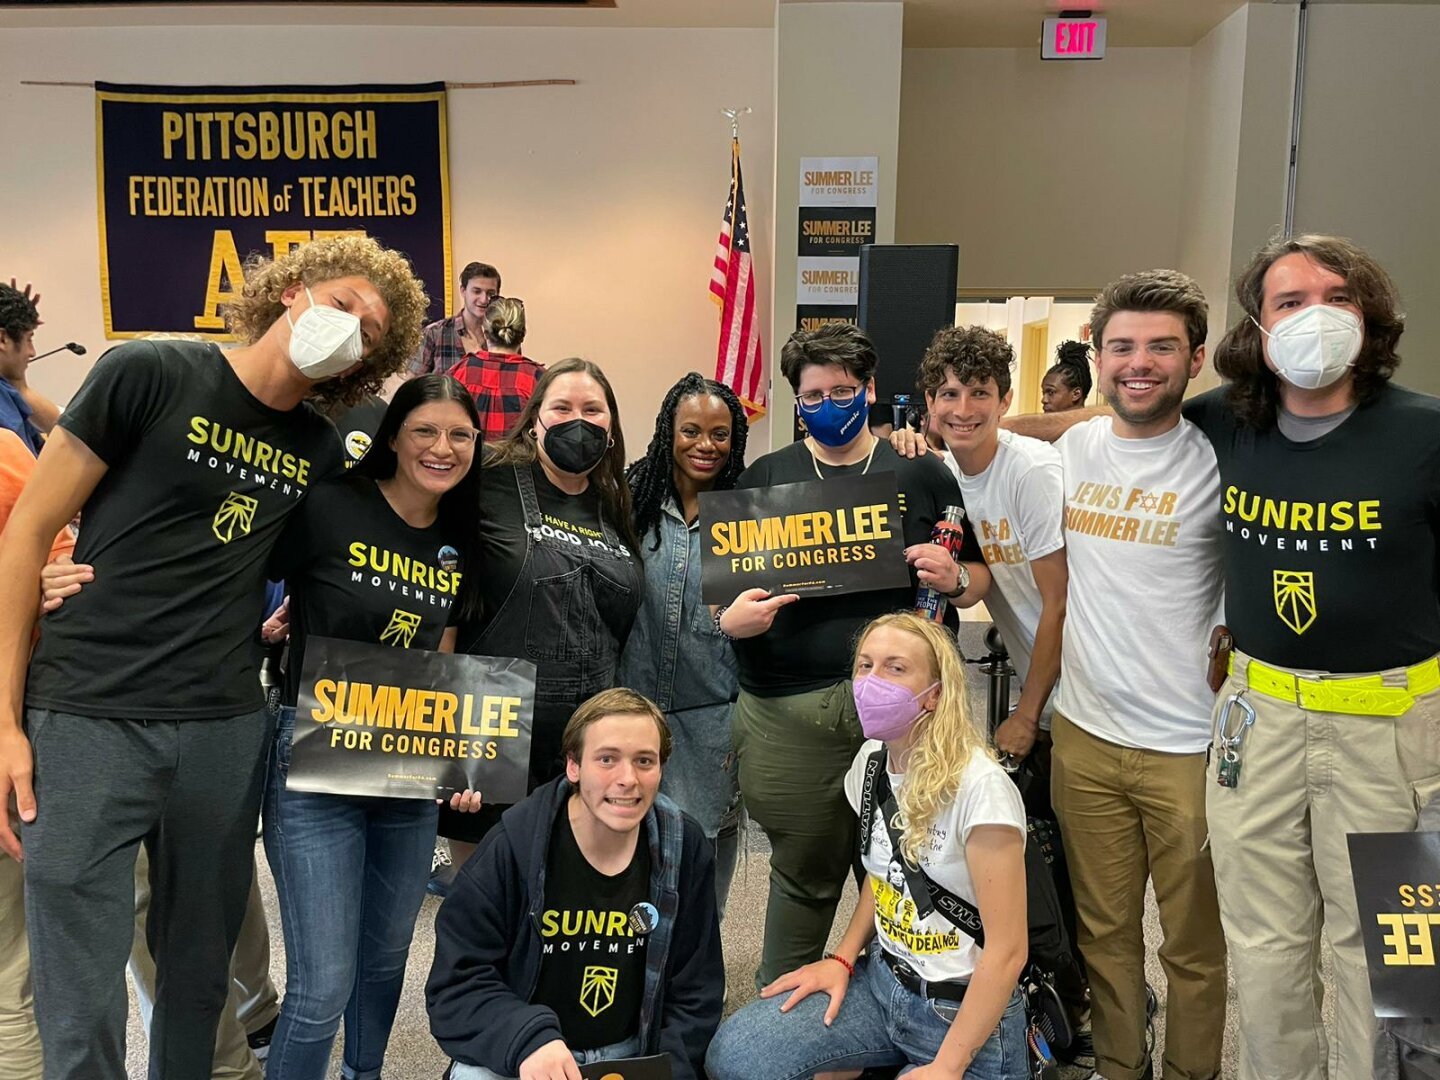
[96,82,452,338]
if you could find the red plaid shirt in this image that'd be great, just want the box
[410,313,485,376]
[446,351,546,440]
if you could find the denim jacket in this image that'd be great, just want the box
[617,498,737,714]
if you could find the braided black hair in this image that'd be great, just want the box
[628,373,749,551]
[1046,339,1093,400]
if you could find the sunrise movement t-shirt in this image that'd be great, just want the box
[730,439,979,697]
[1184,384,1440,673]
[26,340,343,720]
[532,807,651,1052]
[270,472,463,707]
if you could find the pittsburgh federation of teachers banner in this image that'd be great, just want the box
[698,473,909,603]
[290,636,535,803]
[96,82,452,338]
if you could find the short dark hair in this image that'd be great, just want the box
[779,322,877,391]
[1215,233,1403,429]
[562,688,672,765]
[0,284,40,343]
[917,325,1014,399]
[1090,269,1207,353]
[459,261,502,291]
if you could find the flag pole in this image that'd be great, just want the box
[719,106,751,140]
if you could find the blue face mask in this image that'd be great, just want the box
[801,394,870,447]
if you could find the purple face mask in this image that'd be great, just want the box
[853,674,940,742]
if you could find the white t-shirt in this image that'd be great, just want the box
[843,740,1027,984]
[958,431,1066,728]
[1054,416,1224,753]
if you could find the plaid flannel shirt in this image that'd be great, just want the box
[409,313,485,376]
[445,351,546,440]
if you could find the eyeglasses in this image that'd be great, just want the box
[796,385,861,411]
[403,423,480,449]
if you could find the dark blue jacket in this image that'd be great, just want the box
[426,776,723,1080]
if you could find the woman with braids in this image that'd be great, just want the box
[437,357,643,866]
[1040,339,1092,413]
[708,611,1029,1080]
[617,373,748,913]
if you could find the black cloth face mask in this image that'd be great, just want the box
[539,417,610,475]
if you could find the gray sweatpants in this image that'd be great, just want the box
[22,707,271,1080]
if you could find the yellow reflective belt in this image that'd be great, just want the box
[1227,655,1440,717]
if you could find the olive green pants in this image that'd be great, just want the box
[733,682,865,988]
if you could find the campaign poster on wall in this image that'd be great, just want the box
[698,473,909,603]
[1347,830,1440,1019]
[290,636,535,803]
[795,156,876,328]
[95,82,452,338]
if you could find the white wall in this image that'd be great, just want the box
[1293,2,1440,396]
[896,46,1192,293]
[1175,4,1249,390]
[0,21,775,455]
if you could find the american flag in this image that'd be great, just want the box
[710,138,766,419]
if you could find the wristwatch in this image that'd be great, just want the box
[942,563,971,599]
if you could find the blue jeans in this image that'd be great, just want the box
[706,945,1029,1080]
[660,701,741,918]
[262,707,438,1080]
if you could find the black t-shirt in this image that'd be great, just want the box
[328,394,389,467]
[270,473,462,706]
[731,439,979,696]
[456,461,610,647]
[532,806,651,1051]
[27,341,342,719]
[1184,384,1440,671]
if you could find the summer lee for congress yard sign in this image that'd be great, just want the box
[1348,830,1440,1019]
[698,473,909,604]
[290,637,535,803]
[95,82,452,337]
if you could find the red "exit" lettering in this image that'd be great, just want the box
[1054,21,1097,55]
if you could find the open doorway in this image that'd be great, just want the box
[954,297,1094,414]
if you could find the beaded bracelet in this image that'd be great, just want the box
[824,952,855,978]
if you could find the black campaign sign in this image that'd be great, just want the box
[1348,831,1440,1019]
[96,82,452,337]
[290,636,534,803]
[579,1056,672,1080]
[698,473,909,604]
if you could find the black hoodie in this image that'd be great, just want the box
[426,776,723,1079]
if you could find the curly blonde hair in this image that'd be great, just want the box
[225,235,429,407]
[854,612,994,865]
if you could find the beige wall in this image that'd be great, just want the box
[770,0,905,448]
[896,46,1192,294]
[1292,2,1440,396]
[0,21,775,453]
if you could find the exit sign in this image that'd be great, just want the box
[1041,16,1107,60]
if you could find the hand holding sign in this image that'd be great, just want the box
[718,587,801,639]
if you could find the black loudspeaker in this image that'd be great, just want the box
[857,244,960,406]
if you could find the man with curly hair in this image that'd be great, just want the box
[1186,236,1440,1080]
[0,281,59,454]
[0,235,426,1079]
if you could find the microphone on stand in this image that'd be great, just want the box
[30,342,86,363]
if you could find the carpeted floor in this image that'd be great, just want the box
[121,622,1334,1077]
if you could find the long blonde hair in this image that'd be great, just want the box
[854,612,994,865]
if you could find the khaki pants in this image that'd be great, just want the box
[1052,713,1227,1080]
[0,853,42,1080]
[131,846,278,1080]
[1208,652,1440,1080]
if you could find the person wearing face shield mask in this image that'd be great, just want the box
[0,235,428,1080]
[708,612,1029,1080]
[436,357,644,869]
[1179,235,1440,1080]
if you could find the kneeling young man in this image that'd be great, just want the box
[427,688,724,1080]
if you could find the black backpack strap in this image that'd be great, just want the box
[860,745,987,948]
